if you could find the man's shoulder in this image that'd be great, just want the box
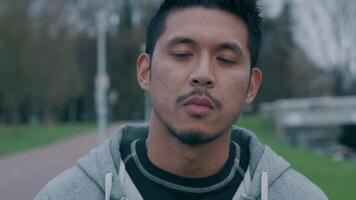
[34,165,103,200]
[262,145,328,199]
[270,168,328,200]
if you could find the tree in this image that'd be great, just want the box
[0,0,33,122]
[0,0,85,123]
[291,0,356,95]
[254,2,327,109]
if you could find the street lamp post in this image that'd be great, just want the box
[95,9,109,144]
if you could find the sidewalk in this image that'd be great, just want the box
[0,122,130,200]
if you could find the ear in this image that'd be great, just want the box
[245,67,262,103]
[136,53,151,91]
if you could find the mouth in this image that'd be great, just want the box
[182,96,215,116]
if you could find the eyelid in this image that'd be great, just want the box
[170,51,193,57]
[217,56,236,65]
[171,50,192,54]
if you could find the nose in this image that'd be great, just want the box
[189,55,215,89]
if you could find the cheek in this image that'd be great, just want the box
[220,75,249,106]
[150,67,180,103]
[151,71,169,100]
[234,82,247,95]
[234,72,250,95]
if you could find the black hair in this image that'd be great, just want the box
[145,0,262,67]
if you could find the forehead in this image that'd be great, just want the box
[157,7,249,51]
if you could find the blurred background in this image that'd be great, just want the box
[0,0,355,199]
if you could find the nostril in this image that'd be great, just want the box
[191,79,213,87]
[190,78,214,87]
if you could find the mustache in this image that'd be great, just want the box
[176,89,222,109]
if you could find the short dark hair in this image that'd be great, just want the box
[145,0,262,67]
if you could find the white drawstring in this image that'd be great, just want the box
[261,171,268,200]
[119,160,126,183]
[118,160,127,200]
[105,172,113,200]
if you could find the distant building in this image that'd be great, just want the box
[260,96,356,158]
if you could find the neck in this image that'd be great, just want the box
[146,113,231,178]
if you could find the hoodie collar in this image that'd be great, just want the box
[246,145,290,198]
[76,124,290,200]
[76,124,148,199]
[230,127,291,199]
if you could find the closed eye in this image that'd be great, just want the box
[171,52,193,59]
[217,57,236,65]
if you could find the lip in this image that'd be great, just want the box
[183,97,214,116]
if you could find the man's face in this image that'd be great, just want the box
[137,7,262,144]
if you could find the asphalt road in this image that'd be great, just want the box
[0,122,128,200]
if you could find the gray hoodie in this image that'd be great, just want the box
[35,124,328,200]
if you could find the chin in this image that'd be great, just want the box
[168,126,226,146]
[153,106,230,145]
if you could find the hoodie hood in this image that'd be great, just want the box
[76,124,149,199]
[247,145,290,198]
[230,127,291,199]
[76,124,291,200]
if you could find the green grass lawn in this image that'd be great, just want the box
[0,123,95,158]
[238,115,356,200]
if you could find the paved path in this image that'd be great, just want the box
[0,122,133,200]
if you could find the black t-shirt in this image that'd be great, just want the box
[120,138,249,200]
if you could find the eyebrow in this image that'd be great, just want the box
[215,42,243,56]
[166,36,244,56]
[166,36,197,48]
